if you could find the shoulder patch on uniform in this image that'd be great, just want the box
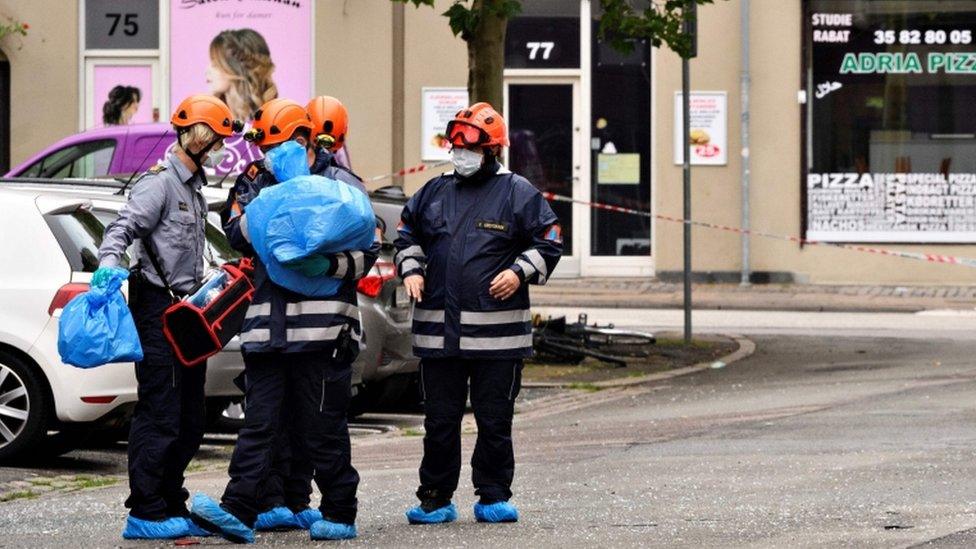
[545,224,563,243]
[246,164,260,180]
[147,164,166,174]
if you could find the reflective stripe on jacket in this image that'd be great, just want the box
[222,158,379,354]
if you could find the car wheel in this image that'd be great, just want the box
[0,351,51,462]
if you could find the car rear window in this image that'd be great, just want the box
[93,208,239,271]
[43,209,125,273]
[43,207,239,275]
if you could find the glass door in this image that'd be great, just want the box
[505,78,582,277]
[583,12,653,275]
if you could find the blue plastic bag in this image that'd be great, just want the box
[58,268,143,368]
[246,141,375,297]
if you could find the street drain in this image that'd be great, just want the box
[884,524,913,530]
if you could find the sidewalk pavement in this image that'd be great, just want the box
[530,278,976,313]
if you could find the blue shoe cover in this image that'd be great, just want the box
[292,508,323,530]
[189,493,255,544]
[122,515,193,539]
[406,503,458,524]
[310,519,357,540]
[474,501,519,523]
[255,506,298,531]
[183,517,214,537]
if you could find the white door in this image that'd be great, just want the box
[504,77,583,278]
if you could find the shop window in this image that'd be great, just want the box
[590,8,651,256]
[804,0,976,243]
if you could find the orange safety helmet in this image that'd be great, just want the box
[170,95,242,137]
[306,96,349,152]
[446,102,509,148]
[243,98,314,147]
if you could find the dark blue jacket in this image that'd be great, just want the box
[310,147,364,191]
[394,162,562,359]
[222,152,379,355]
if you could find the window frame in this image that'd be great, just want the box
[800,0,976,245]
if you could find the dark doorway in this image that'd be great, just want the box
[508,83,575,256]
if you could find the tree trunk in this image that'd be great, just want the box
[467,0,507,111]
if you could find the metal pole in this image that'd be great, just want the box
[681,1,697,345]
[392,2,406,187]
[740,0,751,286]
[682,56,692,344]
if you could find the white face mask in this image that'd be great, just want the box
[204,145,226,169]
[452,148,483,177]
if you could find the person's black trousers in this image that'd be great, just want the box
[417,358,523,505]
[125,278,207,520]
[256,389,315,513]
[229,371,313,514]
[221,351,359,526]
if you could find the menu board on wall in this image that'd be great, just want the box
[422,87,469,161]
[805,1,976,243]
[673,92,727,166]
[807,172,976,242]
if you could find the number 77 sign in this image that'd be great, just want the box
[526,41,555,60]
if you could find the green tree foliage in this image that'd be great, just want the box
[600,0,715,58]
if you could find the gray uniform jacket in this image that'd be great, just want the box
[98,152,208,295]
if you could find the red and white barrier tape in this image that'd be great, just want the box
[541,192,976,269]
[367,161,450,183]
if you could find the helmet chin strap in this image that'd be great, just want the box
[178,128,221,173]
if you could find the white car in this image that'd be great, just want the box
[0,184,243,460]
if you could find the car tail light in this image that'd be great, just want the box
[357,261,396,298]
[81,396,117,404]
[48,283,90,316]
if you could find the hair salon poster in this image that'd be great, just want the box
[170,0,312,172]
[170,1,312,120]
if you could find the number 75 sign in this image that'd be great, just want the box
[85,0,159,50]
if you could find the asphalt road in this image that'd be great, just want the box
[3,330,976,547]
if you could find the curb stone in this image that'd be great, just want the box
[522,333,755,389]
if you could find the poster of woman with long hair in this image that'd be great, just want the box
[170,1,312,174]
[206,29,279,122]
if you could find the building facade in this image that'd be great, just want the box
[2,0,975,284]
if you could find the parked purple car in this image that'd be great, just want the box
[6,123,351,179]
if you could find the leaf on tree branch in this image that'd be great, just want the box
[598,0,717,58]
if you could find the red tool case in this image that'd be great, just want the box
[162,259,255,367]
